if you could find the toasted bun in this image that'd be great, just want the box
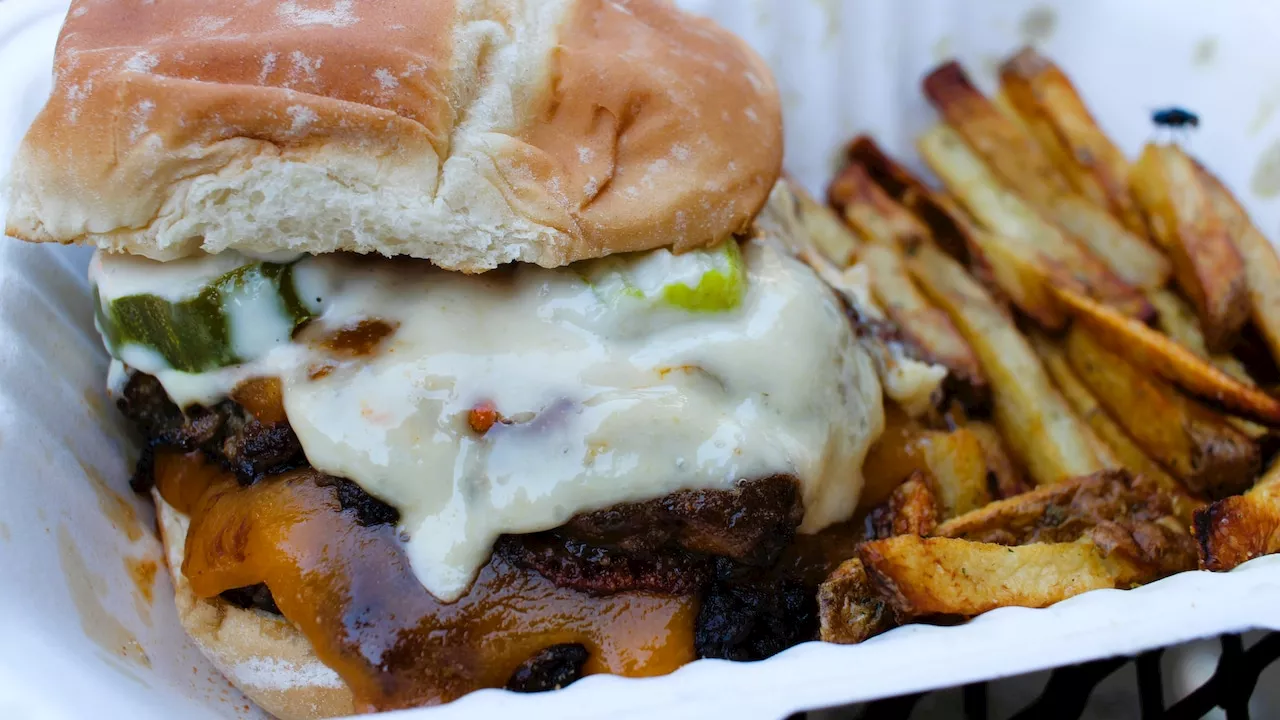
[6,0,782,272]
[154,493,355,720]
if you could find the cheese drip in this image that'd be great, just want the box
[96,240,884,601]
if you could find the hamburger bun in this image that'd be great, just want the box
[6,0,783,272]
[154,492,356,720]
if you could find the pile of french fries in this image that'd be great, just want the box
[793,47,1280,645]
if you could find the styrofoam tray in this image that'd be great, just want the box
[3,1,1280,718]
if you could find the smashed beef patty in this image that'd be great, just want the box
[119,371,817,662]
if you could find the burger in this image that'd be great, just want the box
[5,1,899,717]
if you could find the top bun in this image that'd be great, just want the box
[5,0,782,272]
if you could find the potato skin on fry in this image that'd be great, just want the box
[1195,464,1280,571]
[1065,324,1259,497]
[1194,161,1280,368]
[828,163,988,407]
[935,469,1193,555]
[1131,144,1248,352]
[998,47,1149,239]
[867,471,938,540]
[1052,286,1280,427]
[843,135,974,264]
[916,124,1149,324]
[965,421,1031,500]
[905,242,1106,485]
[1032,332,1204,523]
[925,61,1168,293]
[858,537,1148,621]
[817,559,892,645]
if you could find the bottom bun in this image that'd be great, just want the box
[154,493,355,720]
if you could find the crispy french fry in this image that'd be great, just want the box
[1048,193,1172,291]
[798,251,949,418]
[829,162,931,251]
[1064,323,1259,497]
[860,245,989,409]
[1053,286,1280,426]
[844,135,975,263]
[1147,288,1272,443]
[785,174,862,267]
[966,421,1031,499]
[998,48,1149,238]
[935,469,1196,554]
[904,242,1106,485]
[1131,144,1248,352]
[817,558,893,644]
[858,536,1153,621]
[925,62,1169,291]
[867,471,938,539]
[924,61,1073,198]
[828,163,988,405]
[1031,332,1204,523]
[921,428,992,520]
[1195,461,1280,571]
[917,124,1150,322]
[1149,288,1253,383]
[844,135,1066,325]
[861,413,991,519]
[1194,161,1280,366]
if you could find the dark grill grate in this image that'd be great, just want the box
[796,632,1280,720]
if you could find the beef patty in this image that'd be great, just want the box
[119,371,817,665]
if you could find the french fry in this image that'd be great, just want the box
[798,250,950,418]
[1131,144,1248,352]
[1195,461,1280,571]
[1031,332,1204,523]
[844,135,975,263]
[1064,323,1259,497]
[785,174,861,267]
[1149,288,1253,383]
[966,421,1032,499]
[843,135,1065,325]
[1052,286,1280,426]
[924,62,1169,291]
[860,245,989,409]
[828,163,988,406]
[867,471,938,539]
[1147,288,1272,444]
[916,124,1151,322]
[858,536,1155,621]
[904,242,1107,485]
[1194,161,1280,366]
[997,48,1149,238]
[829,161,931,251]
[935,469,1195,551]
[817,558,892,644]
[861,414,991,520]
[923,61,1073,199]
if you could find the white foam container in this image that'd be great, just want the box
[4,1,1280,718]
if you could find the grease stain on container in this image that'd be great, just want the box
[82,385,106,418]
[1249,88,1280,136]
[979,54,1002,81]
[810,0,841,46]
[125,555,158,627]
[0,522,9,541]
[57,525,151,670]
[75,450,144,542]
[932,36,953,63]
[1019,6,1057,45]
[1192,37,1218,67]
[1251,140,1280,198]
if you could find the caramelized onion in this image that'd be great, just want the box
[155,452,696,711]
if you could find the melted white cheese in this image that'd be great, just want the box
[95,241,884,601]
